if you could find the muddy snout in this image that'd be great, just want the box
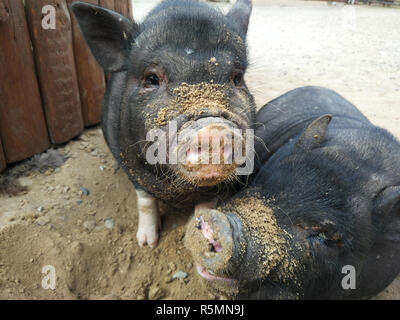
[185,208,235,281]
[177,117,243,186]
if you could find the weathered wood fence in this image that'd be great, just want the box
[0,0,132,172]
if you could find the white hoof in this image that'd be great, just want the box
[136,189,160,248]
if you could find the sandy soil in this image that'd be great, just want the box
[0,0,399,299]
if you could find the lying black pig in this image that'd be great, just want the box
[185,86,400,299]
[71,0,256,247]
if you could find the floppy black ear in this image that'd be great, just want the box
[295,114,332,151]
[374,186,400,241]
[226,0,252,38]
[71,2,138,72]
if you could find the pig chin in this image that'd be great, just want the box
[176,163,238,187]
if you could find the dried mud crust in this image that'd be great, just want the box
[226,196,298,283]
[154,82,231,127]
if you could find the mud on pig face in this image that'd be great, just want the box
[72,0,256,187]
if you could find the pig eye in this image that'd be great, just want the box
[232,71,244,87]
[145,74,160,87]
[307,232,343,249]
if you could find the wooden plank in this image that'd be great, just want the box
[0,0,50,163]
[99,0,115,10]
[0,139,6,172]
[25,0,84,144]
[67,0,105,127]
[114,0,132,18]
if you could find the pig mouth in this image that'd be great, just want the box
[196,264,233,283]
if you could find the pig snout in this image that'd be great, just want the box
[185,208,243,283]
[177,117,243,186]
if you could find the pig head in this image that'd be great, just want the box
[185,86,400,299]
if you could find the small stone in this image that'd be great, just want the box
[80,187,90,196]
[104,217,114,229]
[17,177,33,187]
[168,262,176,272]
[83,220,96,232]
[36,216,50,226]
[112,161,120,170]
[37,206,44,212]
[172,271,188,280]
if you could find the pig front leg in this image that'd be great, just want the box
[136,189,160,248]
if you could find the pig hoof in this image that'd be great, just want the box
[136,216,160,248]
[136,227,159,248]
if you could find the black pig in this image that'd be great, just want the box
[71,0,255,247]
[185,86,400,299]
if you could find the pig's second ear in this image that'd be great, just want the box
[295,114,332,152]
[71,2,138,72]
[374,186,400,241]
[226,0,252,38]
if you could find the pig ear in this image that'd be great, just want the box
[295,114,332,151]
[71,2,138,72]
[374,186,400,241]
[226,0,252,37]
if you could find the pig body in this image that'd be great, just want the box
[186,86,400,299]
[72,0,255,247]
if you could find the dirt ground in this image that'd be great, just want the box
[0,0,399,300]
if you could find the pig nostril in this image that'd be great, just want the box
[196,216,223,253]
[208,240,222,253]
[208,242,221,253]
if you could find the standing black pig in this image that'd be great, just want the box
[185,86,400,299]
[71,0,255,247]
